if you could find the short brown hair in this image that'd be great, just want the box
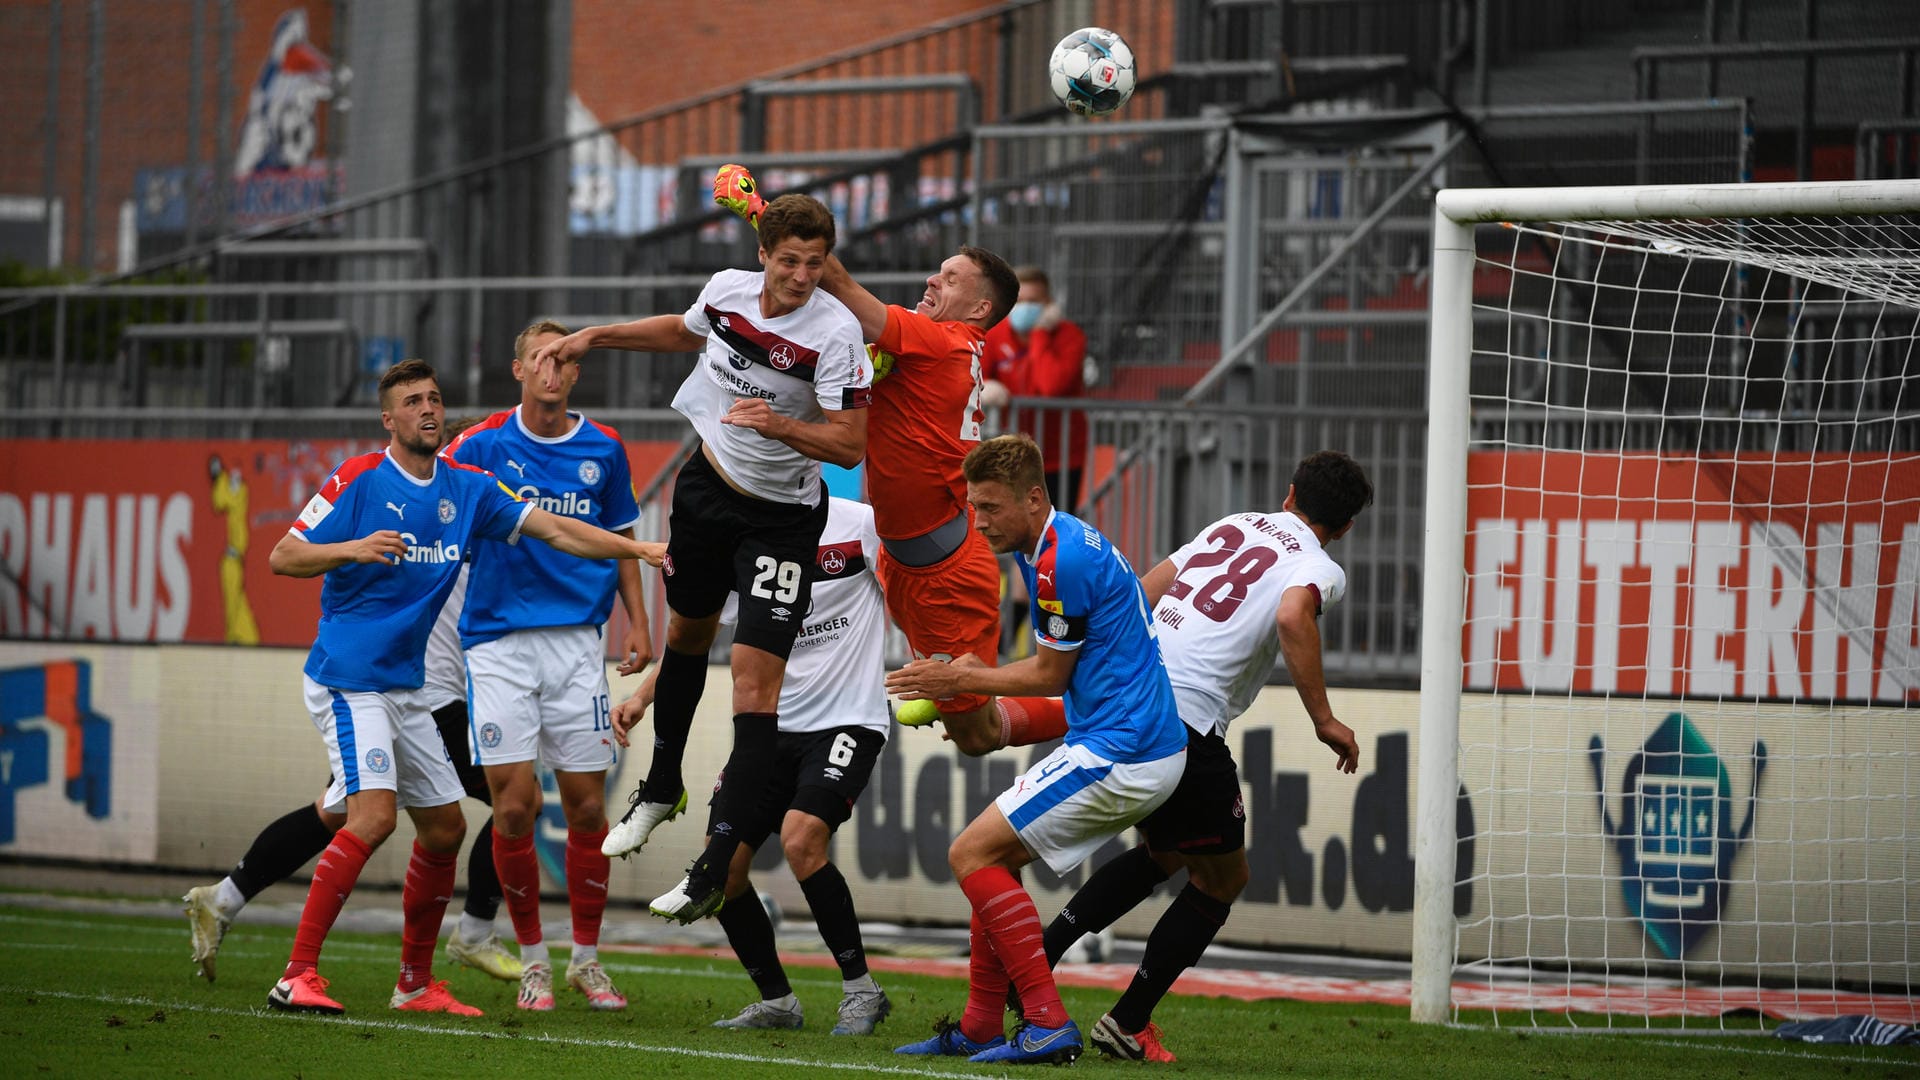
[514,319,571,360]
[758,193,836,255]
[966,246,1020,329]
[963,433,1046,498]
[1291,450,1373,533]
[378,359,438,408]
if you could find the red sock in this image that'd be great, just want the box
[960,911,1011,1044]
[399,841,458,992]
[284,829,373,979]
[567,827,610,949]
[492,828,544,946]
[960,866,1066,1028]
[996,697,1069,748]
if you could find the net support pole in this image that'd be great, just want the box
[1411,205,1474,1025]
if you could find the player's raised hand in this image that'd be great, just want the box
[353,530,409,565]
[526,329,593,392]
[1316,716,1359,774]
[713,164,766,230]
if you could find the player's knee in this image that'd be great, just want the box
[780,830,829,880]
[413,812,466,855]
[563,796,605,832]
[1188,854,1250,903]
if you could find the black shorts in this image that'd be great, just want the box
[706,725,885,849]
[663,448,828,660]
[431,700,491,805]
[1138,726,1244,856]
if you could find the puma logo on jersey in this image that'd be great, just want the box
[1036,570,1054,587]
[505,458,527,478]
[386,501,406,519]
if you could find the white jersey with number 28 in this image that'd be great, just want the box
[1151,510,1346,738]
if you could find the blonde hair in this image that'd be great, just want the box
[514,319,572,360]
[962,434,1046,499]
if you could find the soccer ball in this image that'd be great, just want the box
[1048,27,1136,117]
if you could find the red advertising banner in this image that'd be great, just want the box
[1464,452,1920,703]
[0,439,681,647]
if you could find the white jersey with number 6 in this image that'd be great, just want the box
[1152,510,1346,738]
[721,497,889,737]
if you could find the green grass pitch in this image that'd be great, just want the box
[0,901,1907,1078]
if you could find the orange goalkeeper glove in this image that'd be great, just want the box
[712,163,767,231]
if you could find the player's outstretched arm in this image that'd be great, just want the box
[820,256,889,342]
[888,646,1076,702]
[520,509,655,562]
[268,529,407,578]
[1276,585,1358,774]
[527,316,706,391]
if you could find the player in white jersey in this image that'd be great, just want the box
[440,319,651,1013]
[607,497,893,1035]
[1039,450,1372,1063]
[530,194,871,925]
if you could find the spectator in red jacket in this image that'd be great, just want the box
[982,267,1089,510]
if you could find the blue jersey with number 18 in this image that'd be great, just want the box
[1018,510,1185,764]
[443,406,642,648]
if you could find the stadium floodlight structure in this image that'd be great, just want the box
[1413,180,1920,1027]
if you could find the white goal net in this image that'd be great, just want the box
[1412,180,1920,1028]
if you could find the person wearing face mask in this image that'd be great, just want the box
[981,267,1089,511]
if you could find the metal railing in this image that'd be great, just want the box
[1634,37,1920,180]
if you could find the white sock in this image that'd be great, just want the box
[213,878,246,919]
[457,913,493,945]
[843,973,878,995]
[520,940,550,968]
[569,943,598,967]
[767,992,799,1010]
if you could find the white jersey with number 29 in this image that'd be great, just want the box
[1151,510,1346,738]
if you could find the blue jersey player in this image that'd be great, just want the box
[441,320,649,1013]
[885,434,1187,1065]
[264,359,656,1019]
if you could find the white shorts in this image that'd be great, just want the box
[995,741,1186,874]
[303,676,465,813]
[465,625,616,772]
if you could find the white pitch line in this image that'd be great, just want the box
[0,925,851,989]
[0,986,980,1077]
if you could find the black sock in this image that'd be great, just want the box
[716,887,791,1000]
[463,817,502,921]
[1044,844,1170,965]
[694,713,778,885]
[643,647,709,801]
[229,802,336,900]
[798,862,867,980]
[1110,883,1233,1032]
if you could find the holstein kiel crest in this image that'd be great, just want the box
[1587,712,1768,958]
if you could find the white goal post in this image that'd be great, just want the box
[1413,179,1920,1026]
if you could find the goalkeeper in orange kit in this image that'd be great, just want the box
[715,165,1072,755]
